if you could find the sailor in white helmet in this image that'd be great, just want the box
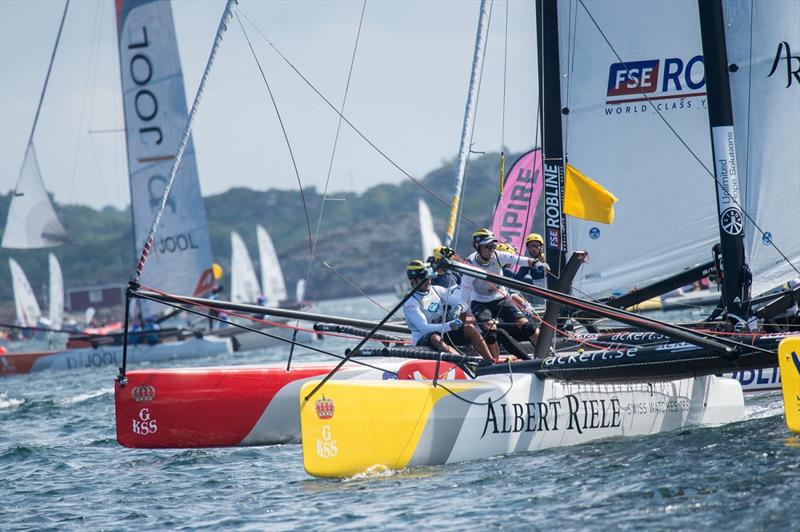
[460,229,541,360]
[402,260,495,363]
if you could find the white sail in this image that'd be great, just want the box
[230,231,261,304]
[723,0,800,295]
[48,252,64,330]
[257,225,288,305]
[418,199,442,259]
[115,0,214,317]
[2,143,68,249]
[556,0,717,298]
[295,279,306,304]
[8,258,42,327]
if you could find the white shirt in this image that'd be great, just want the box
[403,285,462,344]
[460,250,526,307]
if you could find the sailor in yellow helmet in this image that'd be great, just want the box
[460,229,541,359]
[514,233,550,303]
[430,245,462,289]
[403,260,494,363]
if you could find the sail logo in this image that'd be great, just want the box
[606,56,705,105]
[768,41,800,88]
[543,164,562,252]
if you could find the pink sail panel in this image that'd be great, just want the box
[490,149,543,254]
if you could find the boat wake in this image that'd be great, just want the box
[0,392,25,410]
[57,387,112,406]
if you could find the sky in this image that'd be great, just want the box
[0,0,539,211]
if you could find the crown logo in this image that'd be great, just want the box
[315,395,335,419]
[131,385,156,403]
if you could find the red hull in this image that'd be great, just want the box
[115,365,333,448]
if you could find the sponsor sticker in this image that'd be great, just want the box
[315,395,335,420]
[131,385,156,402]
[132,407,158,436]
[589,227,601,240]
[315,424,338,459]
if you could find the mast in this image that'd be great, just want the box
[698,0,750,320]
[444,0,491,247]
[536,0,567,289]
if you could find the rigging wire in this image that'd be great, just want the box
[68,0,106,208]
[234,12,313,253]
[300,0,368,303]
[498,0,509,193]
[453,0,494,248]
[576,0,799,279]
[236,8,389,313]
[236,9,484,234]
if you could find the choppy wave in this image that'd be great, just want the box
[0,393,24,409]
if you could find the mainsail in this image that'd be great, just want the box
[8,258,42,327]
[724,0,800,295]
[115,0,214,316]
[555,0,718,298]
[230,231,261,304]
[48,252,64,330]
[257,225,287,305]
[2,0,69,250]
[417,199,441,259]
[490,149,543,254]
[2,144,68,249]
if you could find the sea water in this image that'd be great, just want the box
[1,295,798,530]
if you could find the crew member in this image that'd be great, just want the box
[460,229,540,359]
[403,260,495,363]
[514,233,550,305]
[430,245,461,289]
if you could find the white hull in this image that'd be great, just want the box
[301,374,744,477]
[1,337,232,375]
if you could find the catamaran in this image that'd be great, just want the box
[0,0,233,375]
[298,0,799,478]
[108,0,797,474]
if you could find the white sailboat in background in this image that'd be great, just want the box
[230,231,262,304]
[217,225,311,350]
[417,199,441,259]
[1,2,69,250]
[8,258,42,328]
[48,252,64,330]
[257,225,288,306]
[1,0,232,376]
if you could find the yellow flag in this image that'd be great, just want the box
[564,164,618,224]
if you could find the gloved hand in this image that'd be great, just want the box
[448,319,463,331]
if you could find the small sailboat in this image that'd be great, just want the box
[417,199,441,259]
[215,227,312,351]
[1,0,232,376]
[8,258,42,329]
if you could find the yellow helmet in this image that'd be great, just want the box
[472,228,498,248]
[406,259,429,280]
[495,242,517,254]
[432,245,454,261]
[525,233,544,246]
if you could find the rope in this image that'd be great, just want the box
[236,9,484,233]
